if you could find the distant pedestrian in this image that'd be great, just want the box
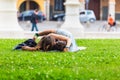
[107,14,116,31]
[30,9,39,31]
[108,14,116,27]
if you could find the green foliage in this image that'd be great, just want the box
[0,39,120,80]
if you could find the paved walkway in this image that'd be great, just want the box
[1,21,120,38]
[19,21,120,32]
[18,21,120,39]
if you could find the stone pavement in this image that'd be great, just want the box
[1,21,120,39]
[18,21,120,39]
[19,21,120,32]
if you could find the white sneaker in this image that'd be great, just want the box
[78,46,87,50]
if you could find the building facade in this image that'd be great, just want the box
[17,0,120,20]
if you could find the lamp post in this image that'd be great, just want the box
[85,0,89,10]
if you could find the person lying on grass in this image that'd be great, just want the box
[21,29,86,52]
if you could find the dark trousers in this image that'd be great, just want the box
[31,23,38,31]
[108,22,116,27]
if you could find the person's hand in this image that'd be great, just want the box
[63,47,69,52]
[21,46,29,50]
[33,33,39,41]
[33,36,36,41]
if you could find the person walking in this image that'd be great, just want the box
[30,9,39,31]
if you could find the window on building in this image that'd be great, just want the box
[54,0,65,11]
[19,1,39,12]
[80,12,85,15]
[20,1,26,12]
[87,11,92,15]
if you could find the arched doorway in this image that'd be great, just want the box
[19,1,39,12]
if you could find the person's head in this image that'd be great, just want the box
[40,35,55,51]
[34,9,39,14]
[53,41,66,51]
[35,9,38,12]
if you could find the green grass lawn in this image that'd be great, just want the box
[0,39,120,80]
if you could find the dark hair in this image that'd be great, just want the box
[53,41,66,51]
[35,9,39,12]
[40,36,55,51]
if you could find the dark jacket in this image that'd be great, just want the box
[30,13,38,23]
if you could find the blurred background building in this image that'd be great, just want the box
[16,0,119,21]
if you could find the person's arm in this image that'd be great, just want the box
[48,33,72,51]
[38,29,56,36]
[22,40,41,51]
[33,29,56,40]
[21,46,40,51]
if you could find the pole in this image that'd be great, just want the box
[85,0,89,10]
